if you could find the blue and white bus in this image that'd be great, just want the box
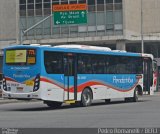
[2,44,156,108]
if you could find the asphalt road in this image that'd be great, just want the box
[0,94,160,128]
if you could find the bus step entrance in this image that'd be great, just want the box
[64,100,76,104]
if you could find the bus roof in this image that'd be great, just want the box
[3,44,153,58]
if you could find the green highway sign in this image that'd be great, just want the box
[53,10,87,25]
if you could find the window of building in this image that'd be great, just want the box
[61,0,68,4]
[88,0,95,5]
[78,0,86,3]
[52,0,59,5]
[44,0,50,2]
[27,0,34,4]
[114,10,122,24]
[70,0,77,4]
[97,0,104,4]
[20,3,26,16]
[36,3,42,9]
[106,11,113,24]
[106,0,113,3]
[106,1,113,10]
[97,0,104,11]
[44,3,51,9]
[20,0,26,4]
[88,12,96,25]
[35,0,42,3]
[115,0,122,3]
[97,12,105,25]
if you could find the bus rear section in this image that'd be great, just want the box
[2,48,41,100]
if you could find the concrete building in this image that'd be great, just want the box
[0,0,160,68]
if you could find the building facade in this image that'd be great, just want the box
[19,0,123,45]
[18,0,160,56]
[0,0,160,65]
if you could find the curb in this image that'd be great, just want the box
[0,98,40,105]
[0,98,19,105]
[153,92,160,96]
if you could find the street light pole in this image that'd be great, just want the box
[141,0,144,53]
[20,14,52,45]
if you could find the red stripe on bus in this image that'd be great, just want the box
[5,77,17,82]
[40,77,140,93]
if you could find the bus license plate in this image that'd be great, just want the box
[17,87,23,91]
[25,80,34,86]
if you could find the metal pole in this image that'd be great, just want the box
[141,0,144,53]
[20,14,52,45]
[20,30,23,45]
[23,14,52,34]
[16,0,19,44]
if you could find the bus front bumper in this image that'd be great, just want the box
[2,91,40,100]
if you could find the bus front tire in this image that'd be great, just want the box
[81,88,92,107]
[125,88,139,102]
[44,101,62,108]
[132,88,139,102]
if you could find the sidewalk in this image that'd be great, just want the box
[153,91,160,96]
[0,98,19,104]
[0,98,40,105]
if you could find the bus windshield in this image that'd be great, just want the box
[5,49,36,65]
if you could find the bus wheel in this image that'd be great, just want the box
[81,88,92,107]
[105,99,111,103]
[44,101,62,108]
[132,87,139,102]
[125,98,132,102]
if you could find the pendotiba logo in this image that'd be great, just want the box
[113,76,133,84]
[13,74,30,78]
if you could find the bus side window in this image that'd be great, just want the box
[44,51,63,74]
[78,54,92,74]
[45,61,52,73]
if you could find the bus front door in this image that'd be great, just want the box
[143,58,153,95]
[64,54,77,101]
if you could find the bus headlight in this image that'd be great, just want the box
[33,74,40,92]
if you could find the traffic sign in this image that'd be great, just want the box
[53,4,87,25]
[53,10,87,25]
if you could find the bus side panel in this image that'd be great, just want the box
[76,74,141,101]
[75,74,143,100]
[40,76,64,102]
[40,55,65,102]
[89,74,141,100]
[106,74,142,99]
[76,74,107,101]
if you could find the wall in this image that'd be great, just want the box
[123,0,141,39]
[123,0,160,41]
[143,0,160,35]
[0,0,19,48]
